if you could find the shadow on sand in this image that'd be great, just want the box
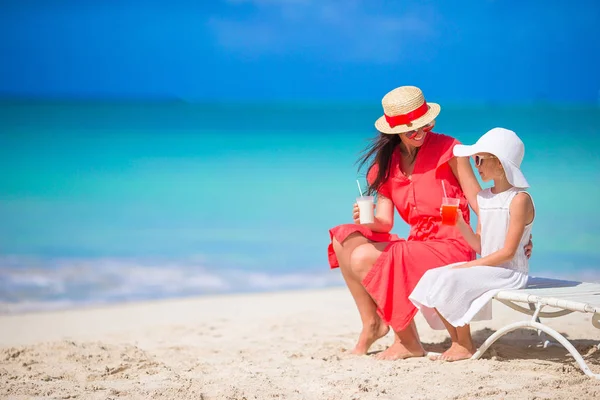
[422,327,599,371]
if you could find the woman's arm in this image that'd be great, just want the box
[354,194,394,233]
[456,212,482,254]
[453,192,534,268]
[449,157,482,215]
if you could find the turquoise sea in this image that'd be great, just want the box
[1,101,599,313]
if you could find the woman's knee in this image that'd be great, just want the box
[349,244,377,279]
[333,233,368,258]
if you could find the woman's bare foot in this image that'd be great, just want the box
[351,320,390,355]
[431,342,474,362]
[375,341,425,361]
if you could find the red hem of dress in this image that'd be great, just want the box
[327,224,397,269]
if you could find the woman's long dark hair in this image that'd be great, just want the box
[357,132,401,196]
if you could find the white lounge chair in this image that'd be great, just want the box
[471,276,600,379]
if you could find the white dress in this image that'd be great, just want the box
[409,187,534,329]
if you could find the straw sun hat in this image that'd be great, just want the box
[374,86,441,134]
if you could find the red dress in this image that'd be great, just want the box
[328,132,475,332]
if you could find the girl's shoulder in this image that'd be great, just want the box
[510,189,534,205]
[510,190,535,211]
[509,190,536,225]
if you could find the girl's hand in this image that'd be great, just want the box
[439,207,464,227]
[451,262,473,269]
[524,234,533,259]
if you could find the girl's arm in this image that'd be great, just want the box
[355,194,394,233]
[449,156,482,215]
[454,192,534,269]
[456,212,482,254]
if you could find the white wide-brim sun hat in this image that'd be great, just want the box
[374,86,441,134]
[453,127,530,188]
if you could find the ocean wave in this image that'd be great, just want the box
[0,255,344,314]
[1,255,599,315]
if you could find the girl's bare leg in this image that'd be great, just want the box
[432,310,475,362]
[332,234,389,354]
[429,309,459,360]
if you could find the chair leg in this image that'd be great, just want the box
[528,303,553,348]
[472,305,600,379]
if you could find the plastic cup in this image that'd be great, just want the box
[441,197,460,225]
[356,196,375,224]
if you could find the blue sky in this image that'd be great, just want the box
[1,0,599,103]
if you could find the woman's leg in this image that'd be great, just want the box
[350,242,425,360]
[374,320,426,360]
[332,233,390,354]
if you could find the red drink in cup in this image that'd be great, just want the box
[441,197,460,225]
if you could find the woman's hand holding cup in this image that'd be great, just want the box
[353,203,361,224]
[354,200,376,224]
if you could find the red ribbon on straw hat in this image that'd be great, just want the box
[384,102,429,127]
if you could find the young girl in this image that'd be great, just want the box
[409,127,535,362]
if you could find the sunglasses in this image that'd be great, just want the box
[405,123,434,139]
[473,154,496,167]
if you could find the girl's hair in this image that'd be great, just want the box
[357,132,400,195]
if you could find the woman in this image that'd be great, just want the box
[328,86,532,360]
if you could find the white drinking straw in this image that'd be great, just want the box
[356,179,363,196]
[441,179,448,198]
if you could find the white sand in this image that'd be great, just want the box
[0,288,598,399]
